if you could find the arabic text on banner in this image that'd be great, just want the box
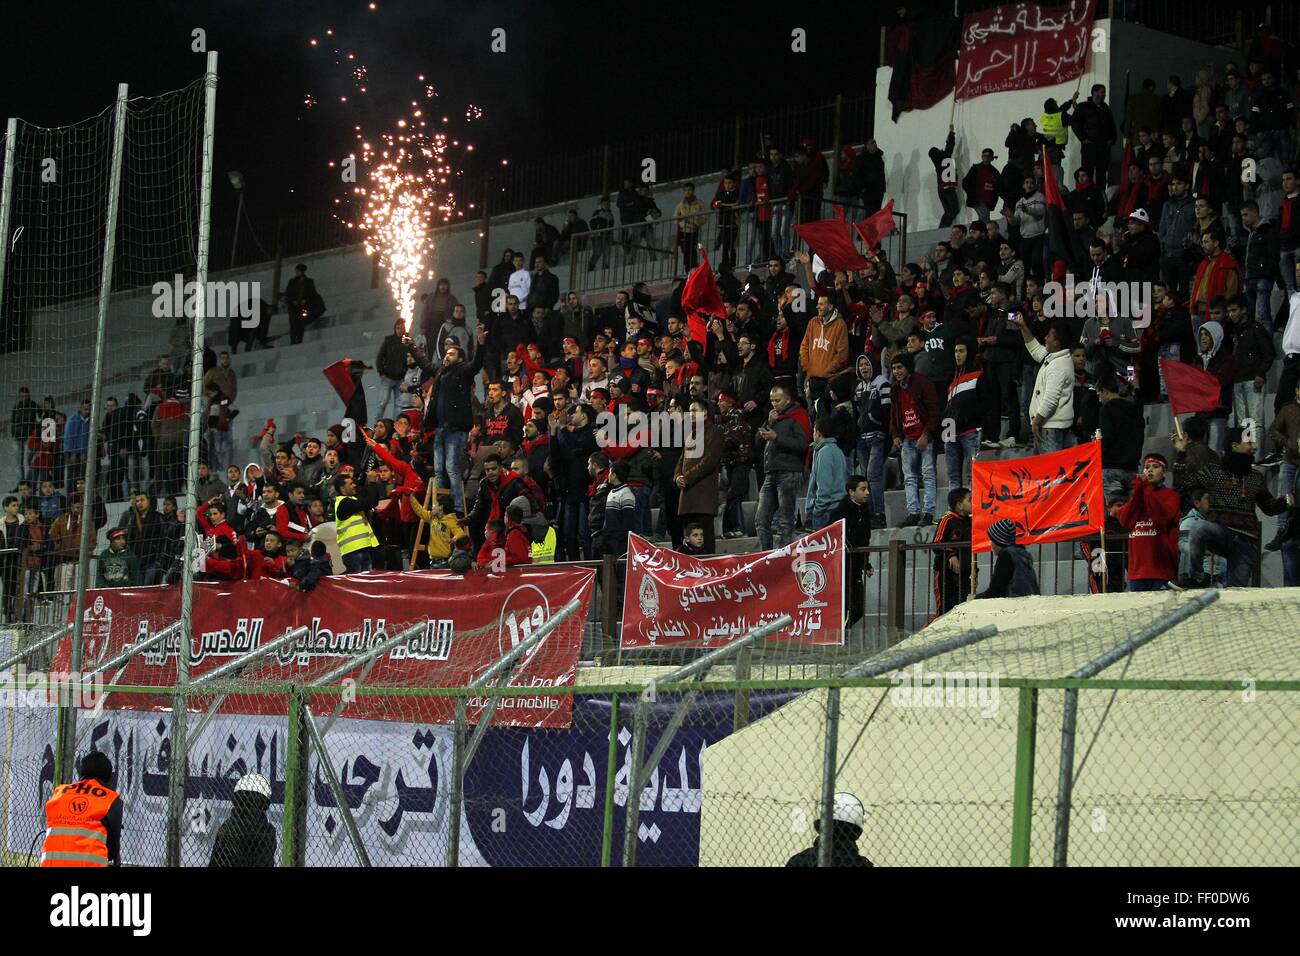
[621,522,846,648]
[956,1,1094,102]
[971,441,1104,553]
[54,568,596,729]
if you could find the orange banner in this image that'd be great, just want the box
[971,442,1104,553]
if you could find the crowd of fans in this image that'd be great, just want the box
[5,54,1300,624]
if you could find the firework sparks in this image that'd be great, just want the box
[306,15,478,331]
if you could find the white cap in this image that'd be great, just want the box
[234,773,271,798]
[1128,208,1150,223]
[831,792,865,828]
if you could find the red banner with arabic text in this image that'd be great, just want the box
[55,567,595,728]
[956,1,1094,101]
[971,442,1104,553]
[621,523,846,648]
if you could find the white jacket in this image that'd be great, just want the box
[1284,290,1300,358]
[1026,340,1075,429]
[508,268,532,310]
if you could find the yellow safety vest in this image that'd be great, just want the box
[530,527,557,564]
[335,495,379,555]
[1039,110,1068,146]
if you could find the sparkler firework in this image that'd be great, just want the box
[305,10,474,332]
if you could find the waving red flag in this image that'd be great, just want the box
[1160,359,1224,416]
[971,441,1104,553]
[793,217,872,272]
[853,199,896,252]
[680,245,726,350]
[323,358,366,405]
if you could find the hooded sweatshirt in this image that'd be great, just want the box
[799,308,849,379]
[855,354,891,440]
[1196,320,1234,416]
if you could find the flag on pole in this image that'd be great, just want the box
[1042,145,1084,282]
[971,441,1104,553]
[1159,359,1225,416]
[680,246,726,350]
[853,199,896,253]
[323,358,366,405]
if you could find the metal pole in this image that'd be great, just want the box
[621,695,650,867]
[168,50,219,868]
[478,172,490,271]
[446,697,467,868]
[83,620,181,682]
[0,624,72,674]
[302,700,371,867]
[229,190,244,267]
[830,94,844,197]
[817,686,841,867]
[269,214,283,314]
[1009,687,1039,866]
[599,692,620,867]
[0,118,17,313]
[1051,590,1220,867]
[600,144,610,199]
[62,83,129,786]
[280,684,304,867]
[307,619,428,688]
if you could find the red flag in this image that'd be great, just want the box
[680,246,725,350]
[853,200,896,252]
[793,217,872,272]
[1160,359,1224,416]
[971,441,1104,553]
[323,358,362,405]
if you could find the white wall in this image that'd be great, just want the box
[871,18,1247,234]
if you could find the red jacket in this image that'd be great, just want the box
[370,440,426,522]
[1116,477,1181,582]
[889,372,940,440]
[274,503,309,543]
[476,524,532,567]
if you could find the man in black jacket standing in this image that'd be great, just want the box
[209,773,276,868]
[421,341,485,516]
[1072,84,1118,191]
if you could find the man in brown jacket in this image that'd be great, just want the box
[674,399,724,554]
[48,495,96,591]
[799,295,849,407]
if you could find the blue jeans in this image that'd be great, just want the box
[1187,521,1256,587]
[1280,461,1299,498]
[376,377,403,420]
[434,428,468,514]
[631,484,651,537]
[770,204,790,258]
[1281,248,1300,296]
[901,439,936,516]
[208,429,233,473]
[1036,427,1074,454]
[1128,578,1170,591]
[756,471,802,549]
[1283,540,1300,587]
[559,493,591,560]
[1020,367,1037,437]
[1244,277,1274,326]
[944,431,980,492]
[805,509,832,532]
[855,434,887,521]
[1206,417,1227,456]
[342,548,374,574]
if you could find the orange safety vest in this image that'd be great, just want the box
[41,779,118,867]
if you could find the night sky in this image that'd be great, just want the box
[5,0,887,231]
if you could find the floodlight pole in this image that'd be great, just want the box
[61,83,128,788]
[168,50,219,869]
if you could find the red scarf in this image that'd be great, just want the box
[768,327,791,368]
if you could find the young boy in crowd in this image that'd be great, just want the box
[680,522,709,556]
[933,487,973,616]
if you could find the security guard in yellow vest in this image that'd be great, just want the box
[513,496,556,563]
[41,751,122,867]
[1039,92,1077,182]
[333,473,379,573]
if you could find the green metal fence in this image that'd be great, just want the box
[3,589,1297,867]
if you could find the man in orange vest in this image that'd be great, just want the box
[41,751,122,867]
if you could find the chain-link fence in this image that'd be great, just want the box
[3,587,1297,867]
